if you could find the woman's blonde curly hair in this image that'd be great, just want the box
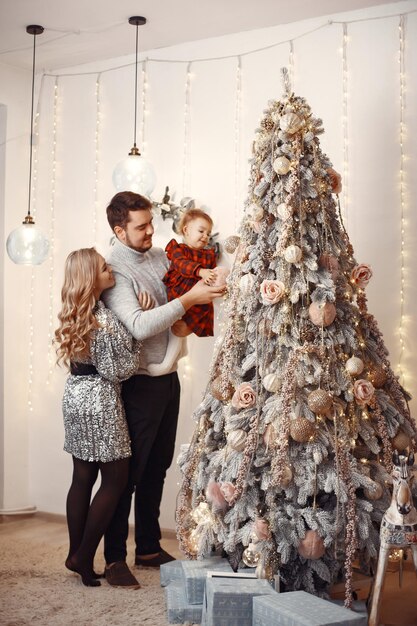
[55,248,101,367]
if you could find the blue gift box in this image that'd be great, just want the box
[252,591,368,626]
[181,557,234,605]
[160,559,184,587]
[165,580,203,624]
[201,577,276,626]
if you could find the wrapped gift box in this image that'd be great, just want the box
[201,577,276,626]
[160,559,184,587]
[252,591,368,626]
[182,557,235,604]
[165,580,203,624]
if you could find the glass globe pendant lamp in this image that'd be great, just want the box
[6,215,50,265]
[6,25,49,266]
[112,16,156,198]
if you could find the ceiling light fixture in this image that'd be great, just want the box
[6,25,50,265]
[112,16,156,197]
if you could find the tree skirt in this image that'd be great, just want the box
[0,534,168,625]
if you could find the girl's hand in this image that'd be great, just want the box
[138,291,155,311]
[198,268,216,285]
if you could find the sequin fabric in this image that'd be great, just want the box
[62,301,140,462]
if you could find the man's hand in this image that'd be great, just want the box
[138,291,155,311]
[179,280,226,311]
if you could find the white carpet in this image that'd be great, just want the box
[0,534,169,626]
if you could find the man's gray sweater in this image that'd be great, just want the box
[102,238,185,375]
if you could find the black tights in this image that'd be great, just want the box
[65,456,129,586]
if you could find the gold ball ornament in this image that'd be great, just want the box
[223,235,240,254]
[298,530,326,560]
[367,366,387,389]
[277,202,291,220]
[191,502,211,524]
[240,273,256,295]
[392,430,411,452]
[308,301,337,327]
[242,543,261,567]
[248,204,264,221]
[227,429,248,451]
[290,417,316,443]
[280,112,304,134]
[284,244,302,264]
[346,356,364,377]
[307,389,333,414]
[262,372,281,393]
[364,480,384,500]
[211,376,235,402]
[273,156,291,175]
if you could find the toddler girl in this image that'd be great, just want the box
[164,208,227,337]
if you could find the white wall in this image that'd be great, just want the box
[0,62,34,511]
[1,0,417,531]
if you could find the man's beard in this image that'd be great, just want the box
[125,232,153,253]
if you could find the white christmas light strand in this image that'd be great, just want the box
[182,62,192,197]
[92,73,101,245]
[39,9,417,79]
[27,86,43,411]
[46,77,59,383]
[4,10,417,64]
[234,56,242,230]
[288,40,295,91]
[341,23,349,229]
[28,271,36,412]
[141,60,148,155]
[397,14,406,382]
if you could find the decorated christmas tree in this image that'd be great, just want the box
[176,70,416,606]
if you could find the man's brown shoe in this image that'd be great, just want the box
[135,548,176,568]
[105,561,141,588]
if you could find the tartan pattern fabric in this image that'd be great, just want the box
[163,239,217,337]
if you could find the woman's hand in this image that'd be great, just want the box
[138,291,155,311]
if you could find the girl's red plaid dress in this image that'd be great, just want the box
[163,239,217,336]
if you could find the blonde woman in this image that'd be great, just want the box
[55,248,149,588]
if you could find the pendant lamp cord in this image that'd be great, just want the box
[28,32,37,217]
[133,24,138,149]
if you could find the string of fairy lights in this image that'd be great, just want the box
[341,23,349,230]
[397,14,406,384]
[20,8,416,410]
[92,73,101,245]
[45,77,58,384]
[27,81,43,412]
[182,62,192,198]
[288,40,295,92]
[141,60,148,157]
[234,56,242,231]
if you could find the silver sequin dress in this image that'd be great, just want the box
[62,301,140,462]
